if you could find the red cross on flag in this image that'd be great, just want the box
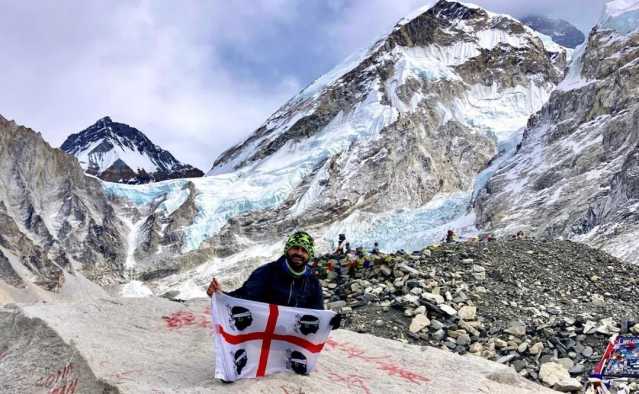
[211,292,336,381]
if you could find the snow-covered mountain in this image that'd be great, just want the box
[4,0,637,304]
[520,15,586,48]
[104,0,568,298]
[61,117,204,184]
[475,0,639,263]
[0,115,126,303]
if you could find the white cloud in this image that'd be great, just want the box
[0,0,302,171]
[0,0,604,171]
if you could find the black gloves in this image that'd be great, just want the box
[329,313,342,330]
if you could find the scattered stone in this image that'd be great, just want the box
[457,334,471,346]
[583,321,597,334]
[581,346,593,358]
[495,339,508,349]
[557,358,574,370]
[380,265,392,276]
[439,304,457,317]
[505,322,526,337]
[539,362,570,386]
[473,272,486,280]
[430,319,445,330]
[458,306,477,321]
[432,329,446,341]
[421,292,445,305]
[327,300,346,310]
[554,377,582,392]
[529,342,544,355]
[409,314,430,333]
[517,342,529,353]
[497,353,517,364]
[568,364,585,375]
[469,342,483,353]
[591,294,606,307]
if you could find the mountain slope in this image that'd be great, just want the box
[0,115,125,303]
[61,117,204,184]
[105,0,568,297]
[520,15,586,48]
[475,0,639,264]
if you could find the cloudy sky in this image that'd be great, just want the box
[0,0,606,171]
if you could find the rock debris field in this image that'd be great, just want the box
[318,239,639,392]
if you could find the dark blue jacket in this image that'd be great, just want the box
[227,256,324,310]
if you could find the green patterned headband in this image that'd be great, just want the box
[284,231,315,261]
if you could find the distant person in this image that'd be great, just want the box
[335,234,346,256]
[371,242,380,255]
[445,229,456,243]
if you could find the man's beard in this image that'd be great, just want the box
[289,253,306,266]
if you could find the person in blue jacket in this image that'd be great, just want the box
[207,232,338,322]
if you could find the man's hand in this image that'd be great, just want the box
[206,278,221,297]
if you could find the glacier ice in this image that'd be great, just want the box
[601,0,639,34]
[104,1,565,296]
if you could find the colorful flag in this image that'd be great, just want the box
[211,292,336,381]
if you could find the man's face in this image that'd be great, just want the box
[287,246,309,269]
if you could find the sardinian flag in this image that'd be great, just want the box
[211,292,336,381]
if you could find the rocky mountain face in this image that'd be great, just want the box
[520,15,586,48]
[313,239,639,391]
[61,117,204,184]
[103,0,568,297]
[475,0,639,264]
[0,115,125,303]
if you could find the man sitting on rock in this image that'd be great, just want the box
[207,231,332,313]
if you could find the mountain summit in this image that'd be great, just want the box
[61,117,204,184]
[99,0,569,295]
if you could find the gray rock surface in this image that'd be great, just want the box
[0,297,557,393]
[475,14,639,265]
[0,115,126,302]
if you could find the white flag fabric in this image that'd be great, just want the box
[211,292,336,381]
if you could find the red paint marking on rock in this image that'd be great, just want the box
[324,338,431,385]
[326,370,372,394]
[109,369,144,383]
[162,310,210,330]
